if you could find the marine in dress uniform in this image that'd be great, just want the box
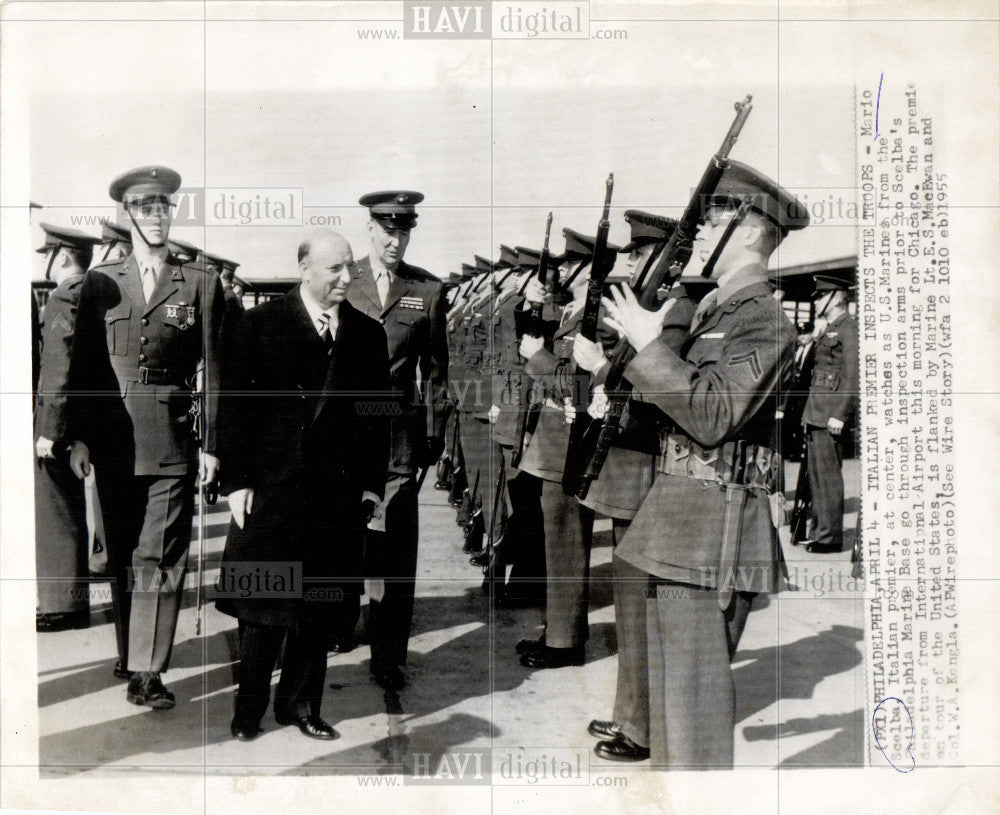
[66,166,225,708]
[570,210,697,755]
[217,229,390,742]
[344,191,449,690]
[594,162,808,767]
[34,224,102,632]
[514,228,619,669]
[799,275,858,554]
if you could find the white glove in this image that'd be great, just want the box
[228,488,255,529]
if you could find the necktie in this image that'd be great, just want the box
[141,264,158,303]
[317,311,336,351]
[691,290,719,332]
[376,270,390,306]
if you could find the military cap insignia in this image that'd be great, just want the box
[728,349,763,381]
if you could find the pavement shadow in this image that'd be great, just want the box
[744,709,864,767]
[733,623,864,727]
[279,711,498,776]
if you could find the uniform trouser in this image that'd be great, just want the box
[34,451,90,615]
[540,479,594,648]
[94,469,195,673]
[503,467,546,592]
[235,619,329,721]
[610,527,650,748]
[365,474,420,669]
[805,425,845,549]
[646,581,755,769]
[458,412,490,506]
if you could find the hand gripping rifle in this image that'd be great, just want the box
[560,173,615,496]
[511,213,554,468]
[571,95,754,499]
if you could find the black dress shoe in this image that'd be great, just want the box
[274,712,339,740]
[468,550,489,567]
[519,644,585,669]
[230,715,262,741]
[587,719,623,740]
[805,541,842,554]
[113,659,134,680]
[36,610,90,632]
[594,734,650,762]
[371,663,406,690]
[515,636,545,655]
[126,673,176,709]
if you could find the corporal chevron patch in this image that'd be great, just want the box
[727,349,763,381]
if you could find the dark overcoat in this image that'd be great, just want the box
[215,290,391,627]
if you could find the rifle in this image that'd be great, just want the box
[511,213,554,468]
[187,362,218,636]
[561,173,616,495]
[572,96,754,498]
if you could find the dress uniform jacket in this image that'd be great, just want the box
[67,253,224,475]
[346,257,449,474]
[216,292,391,628]
[581,286,697,520]
[491,286,534,447]
[66,252,225,672]
[801,310,859,428]
[617,274,797,592]
[35,274,91,616]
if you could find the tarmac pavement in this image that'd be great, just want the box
[36,460,864,777]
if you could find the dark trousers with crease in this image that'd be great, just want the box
[610,523,650,748]
[235,619,329,721]
[94,468,195,673]
[35,451,90,615]
[539,478,594,648]
[805,425,845,549]
[646,581,755,769]
[365,475,420,669]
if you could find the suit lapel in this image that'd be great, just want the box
[380,273,411,319]
[286,287,328,357]
[311,300,351,426]
[117,255,147,312]
[350,257,383,318]
[142,258,182,318]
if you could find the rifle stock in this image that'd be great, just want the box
[573,96,754,497]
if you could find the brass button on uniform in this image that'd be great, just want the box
[140,336,148,345]
[138,353,147,363]
[141,317,150,326]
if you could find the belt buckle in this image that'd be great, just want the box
[138,366,150,385]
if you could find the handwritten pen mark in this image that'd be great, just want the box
[874,71,884,140]
[872,696,916,773]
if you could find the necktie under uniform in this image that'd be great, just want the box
[375,269,391,306]
[140,263,159,303]
[690,290,719,332]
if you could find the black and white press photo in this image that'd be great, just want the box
[1,2,998,814]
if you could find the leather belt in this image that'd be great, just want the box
[112,364,183,386]
[656,432,779,492]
